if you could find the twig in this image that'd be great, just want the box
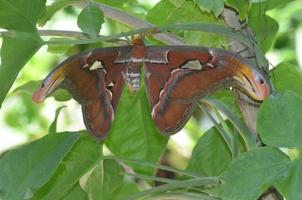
[0,29,89,39]
[197,103,235,157]
[96,2,186,45]
[77,1,186,45]
[1,1,185,45]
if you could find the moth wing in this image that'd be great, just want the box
[34,46,132,139]
[144,46,214,134]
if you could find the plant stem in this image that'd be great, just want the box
[127,177,220,200]
[104,156,200,178]
[197,103,235,157]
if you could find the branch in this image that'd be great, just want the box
[1,1,185,45]
[0,29,90,39]
[78,1,186,45]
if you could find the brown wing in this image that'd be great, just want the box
[144,46,211,134]
[33,46,132,140]
[144,46,270,134]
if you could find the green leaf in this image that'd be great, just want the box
[77,2,104,38]
[186,125,233,176]
[13,80,42,94]
[251,0,295,11]
[46,41,71,54]
[209,90,242,119]
[48,106,66,134]
[248,0,290,52]
[198,104,235,157]
[13,80,42,95]
[147,0,226,47]
[0,132,81,200]
[81,160,139,200]
[33,134,102,200]
[95,0,134,8]
[202,97,256,150]
[271,62,302,97]
[147,0,210,25]
[0,0,46,32]
[51,89,73,101]
[14,80,72,102]
[82,160,123,199]
[104,156,199,179]
[38,0,76,26]
[225,0,250,20]
[257,91,302,148]
[249,12,278,52]
[105,89,168,175]
[129,177,220,200]
[0,33,42,108]
[111,179,139,200]
[145,192,219,200]
[275,158,302,200]
[62,182,88,200]
[219,147,290,200]
[168,0,185,8]
[248,0,296,42]
[194,0,224,17]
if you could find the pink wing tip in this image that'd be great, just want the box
[32,89,45,103]
[260,84,271,101]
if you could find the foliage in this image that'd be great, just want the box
[0,0,302,199]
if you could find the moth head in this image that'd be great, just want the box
[32,67,65,103]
